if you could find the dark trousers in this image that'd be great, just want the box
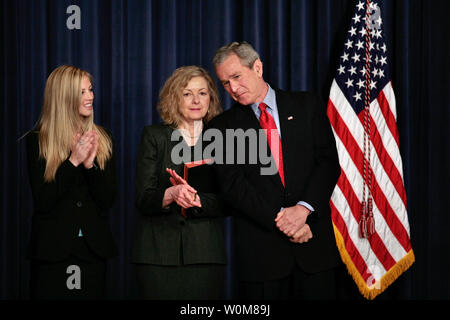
[238,264,337,300]
[135,263,225,300]
[30,237,106,300]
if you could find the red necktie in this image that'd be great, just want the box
[259,102,285,186]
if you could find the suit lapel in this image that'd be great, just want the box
[276,89,296,146]
[275,89,301,190]
[236,104,260,128]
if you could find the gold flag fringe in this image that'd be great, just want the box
[333,224,415,300]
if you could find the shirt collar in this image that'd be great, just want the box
[251,83,277,114]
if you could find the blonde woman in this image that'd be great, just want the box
[25,65,117,299]
[132,66,226,299]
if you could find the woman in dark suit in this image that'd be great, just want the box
[132,65,226,299]
[26,65,117,299]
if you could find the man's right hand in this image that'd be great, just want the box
[275,204,310,237]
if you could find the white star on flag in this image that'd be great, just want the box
[345,39,353,49]
[341,52,349,62]
[345,78,354,88]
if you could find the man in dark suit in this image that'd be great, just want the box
[208,41,341,299]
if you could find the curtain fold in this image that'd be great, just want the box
[2,0,449,299]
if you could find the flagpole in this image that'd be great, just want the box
[360,0,375,239]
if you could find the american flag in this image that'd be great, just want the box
[326,0,414,299]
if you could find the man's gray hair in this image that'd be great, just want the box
[213,41,260,69]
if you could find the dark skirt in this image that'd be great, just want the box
[30,237,106,300]
[135,263,225,300]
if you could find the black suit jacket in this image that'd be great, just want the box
[132,124,226,265]
[25,131,118,262]
[207,88,341,281]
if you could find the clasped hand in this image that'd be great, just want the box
[69,130,98,169]
[275,205,313,244]
[164,168,202,209]
[165,167,310,242]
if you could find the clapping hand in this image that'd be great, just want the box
[69,131,96,167]
[82,130,99,169]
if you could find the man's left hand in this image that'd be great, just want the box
[289,223,313,243]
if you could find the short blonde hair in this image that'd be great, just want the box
[157,66,222,128]
[37,65,112,181]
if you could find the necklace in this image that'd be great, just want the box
[178,128,202,147]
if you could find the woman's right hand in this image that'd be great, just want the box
[166,168,188,186]
[69,132,94,167]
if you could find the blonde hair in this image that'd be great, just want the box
[36,65,112,182]
[157,66,222,128]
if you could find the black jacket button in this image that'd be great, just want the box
[76,201,83,207]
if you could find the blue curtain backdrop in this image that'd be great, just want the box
[1,0,449,299]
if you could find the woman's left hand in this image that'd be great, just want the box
[83,130,99,169]
[166,168,202,207]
